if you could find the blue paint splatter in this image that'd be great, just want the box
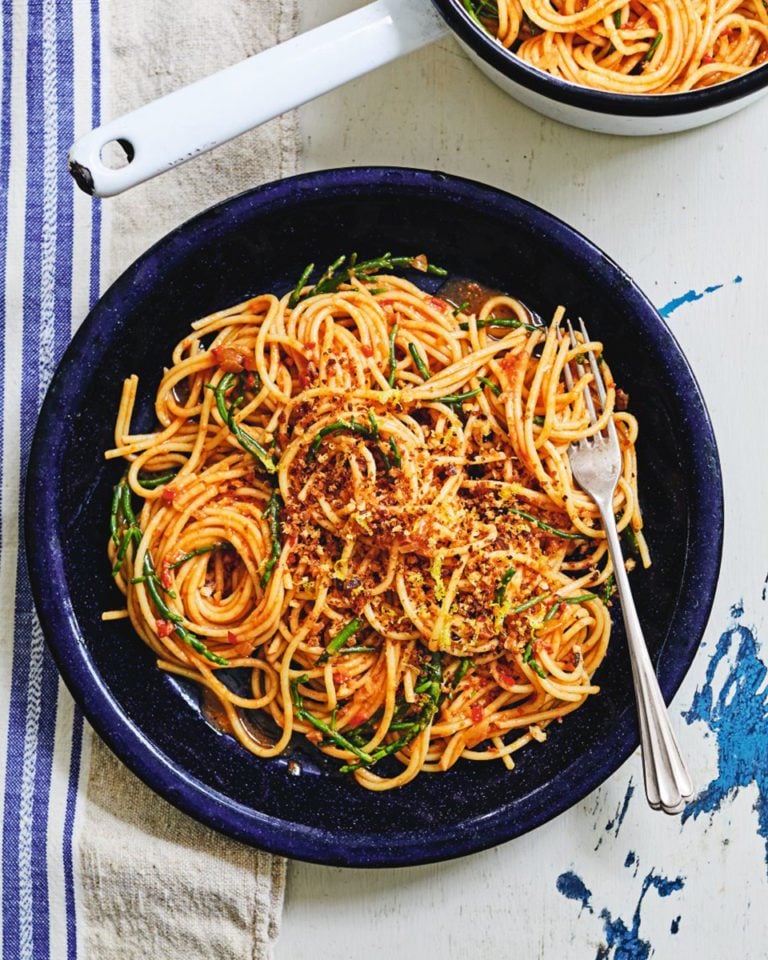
[606,779,636,837]
[682,604,768,869]
[557,870,593,914]
[658,275,742,318]
[648,874,685,898]
[557,868,684,959]
[596,778,637,850]
[671,916,681,935]
[624,851,636,869]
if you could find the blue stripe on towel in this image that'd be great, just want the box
[62,708,85,960]
[0,0,14,533]
[62,6,104,952]
[4,0,60,952]
[2,1,89,957]
[89,0,102,309]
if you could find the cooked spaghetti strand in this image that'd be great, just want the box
[483,0,768,93]
[106,261,646,790]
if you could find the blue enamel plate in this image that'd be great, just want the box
[26,168,722,866]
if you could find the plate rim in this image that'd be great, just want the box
[25,166,724,867]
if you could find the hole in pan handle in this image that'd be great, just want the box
[67,0,449,199]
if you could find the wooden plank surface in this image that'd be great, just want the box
[277,5,768,957]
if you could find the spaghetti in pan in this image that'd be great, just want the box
[464,0,768,93]
[105,253,649,792]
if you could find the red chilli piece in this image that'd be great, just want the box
[360,344,374,358]
[471,704,484,724]
[702,54,716,64]
[426,297,449,312]
[155,619,173,639]
[497,665,516,687]
[160,561,173,589]
[348,709,370,729]
[226,631,239,645]
[161,486,177,505]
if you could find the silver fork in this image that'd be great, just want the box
[562,318,693,815]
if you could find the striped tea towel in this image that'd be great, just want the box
[0,1,296,957]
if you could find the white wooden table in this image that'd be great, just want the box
[276,4,768,958]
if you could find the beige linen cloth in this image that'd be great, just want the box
[79,2,297,957]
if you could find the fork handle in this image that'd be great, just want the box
[599,506,694,814]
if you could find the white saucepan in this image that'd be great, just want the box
[68,0,768,197]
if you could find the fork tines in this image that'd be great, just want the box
[562,317,616,440]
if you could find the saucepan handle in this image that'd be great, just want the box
[69,0,448,198]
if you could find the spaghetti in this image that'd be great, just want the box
[464,0,768,93]
[106,253,649,791]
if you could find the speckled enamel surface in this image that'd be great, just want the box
[25,168,722,866]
